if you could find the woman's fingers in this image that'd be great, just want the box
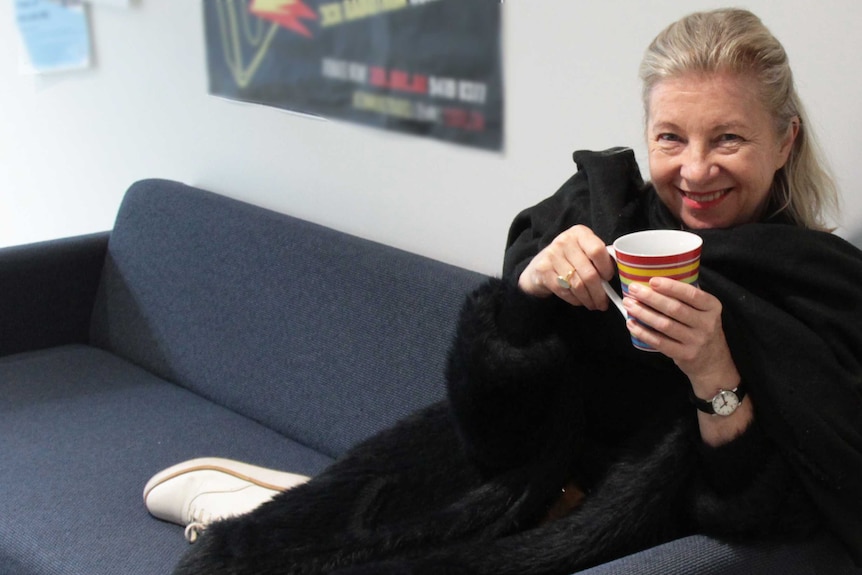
[518,225,616,311]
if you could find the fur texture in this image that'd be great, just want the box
[172,408,696,575]
[172,278,819,575]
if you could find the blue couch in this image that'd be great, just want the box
[1,179,858,574]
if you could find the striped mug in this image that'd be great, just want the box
[600,230,703,351]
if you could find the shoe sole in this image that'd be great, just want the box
[143,457,311,503]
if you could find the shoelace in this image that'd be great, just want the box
[184,521,206,543]
[184,506,211,543]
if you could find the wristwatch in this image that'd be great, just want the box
[690,382,747,416]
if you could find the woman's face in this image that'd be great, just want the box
[647,72,797,229]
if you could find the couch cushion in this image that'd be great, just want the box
[576,533,861,574]
[90,179,487,457]
[0,345,333,575]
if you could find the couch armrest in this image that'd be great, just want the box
[0,232,109,358]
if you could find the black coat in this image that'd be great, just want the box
[173,148,862,575]
[499,148,862,562]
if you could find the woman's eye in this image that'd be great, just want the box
[657,133,681,142]
[717,133,742,143]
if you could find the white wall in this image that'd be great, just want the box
[2,1,861,275]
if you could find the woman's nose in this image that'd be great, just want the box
[679,146,719,184]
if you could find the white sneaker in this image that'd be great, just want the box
[143,457,311,542]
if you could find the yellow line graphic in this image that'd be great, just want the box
[214,0,280,89]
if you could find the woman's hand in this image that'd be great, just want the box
[518,225,617,311]
[623,278,752,445]
[622,278,734,387]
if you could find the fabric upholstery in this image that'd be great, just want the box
[0,345,333,575]
[578,533,859,574]
[0,232,108,358]
[90,179,486,458]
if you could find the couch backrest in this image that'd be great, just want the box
[90,179,487,457]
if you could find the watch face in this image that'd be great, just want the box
[712,390,740,416]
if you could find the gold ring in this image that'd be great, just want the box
[556,269,576,290]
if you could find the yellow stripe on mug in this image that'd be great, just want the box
[615,260,700,279]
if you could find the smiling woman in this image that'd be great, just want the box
[646,71,799,229]
[639,8,839,232]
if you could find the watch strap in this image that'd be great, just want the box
[689,382,746,415]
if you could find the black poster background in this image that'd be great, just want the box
[203,0,503,151]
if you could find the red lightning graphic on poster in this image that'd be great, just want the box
[250,0,318,38]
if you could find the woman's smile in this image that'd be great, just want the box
[679,187,732,209]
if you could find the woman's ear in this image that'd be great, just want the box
[776,116,800,169]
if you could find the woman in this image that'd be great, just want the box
[167,8,862,574]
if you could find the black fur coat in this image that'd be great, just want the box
[173,148,862,574]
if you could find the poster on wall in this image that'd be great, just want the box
[203,0,503,151]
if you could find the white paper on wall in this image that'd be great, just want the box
[15,0,92,75]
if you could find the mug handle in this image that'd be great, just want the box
[603,246,627,318]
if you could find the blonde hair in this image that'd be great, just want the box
[639,8,839,230]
